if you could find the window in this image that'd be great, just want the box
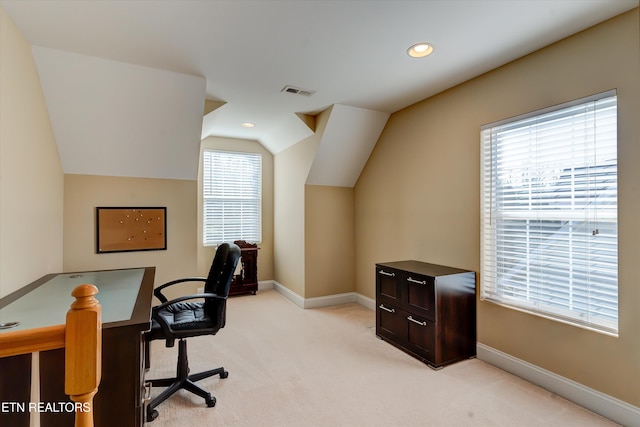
[480,90,618,335]
[203,150,262,245]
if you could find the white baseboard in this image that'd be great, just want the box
[477,343,640,427]
[269,281,375,310]
[354,293,376,311]
[270,281,305,308]
[258,280,274,291]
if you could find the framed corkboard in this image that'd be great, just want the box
[96,207,167,253]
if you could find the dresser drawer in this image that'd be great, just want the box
[376,305,436,366]
[376,301,405,342]
[404,273,435,321]
[376,266,401,302]
[406,313,435,362]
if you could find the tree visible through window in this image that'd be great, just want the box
[203,150,261,245]
[480,90,618,335]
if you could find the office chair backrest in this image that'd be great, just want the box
[203,243,241,325]
[204,243,231,293]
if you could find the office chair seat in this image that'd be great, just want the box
[155,302,213,331]
[145,242,241,422]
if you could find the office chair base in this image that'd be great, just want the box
[145,339,227,422]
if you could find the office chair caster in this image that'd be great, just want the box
[220,370,229,379]
[147,408,159,422]
[206,395,216,407]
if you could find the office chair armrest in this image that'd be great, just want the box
[153,277,207,303]
[153,292,227,313]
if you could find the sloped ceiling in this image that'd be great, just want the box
[307,105,390,187]
[32,47,205,180]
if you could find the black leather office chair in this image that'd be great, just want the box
[145,242,241,422]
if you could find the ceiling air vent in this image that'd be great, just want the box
[281,85,316,97]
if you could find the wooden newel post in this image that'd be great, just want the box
[65,284,102,427]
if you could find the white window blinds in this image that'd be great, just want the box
[203,150,262,245]
[480,90,618,335]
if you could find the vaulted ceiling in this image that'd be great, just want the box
[2,0,637,182]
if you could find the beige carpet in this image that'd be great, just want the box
[145,289,618,427]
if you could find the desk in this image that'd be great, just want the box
[0,267,155,427]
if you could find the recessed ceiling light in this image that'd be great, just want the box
[241,122,255,128]
[407,42,434,58]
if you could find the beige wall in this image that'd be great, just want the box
[0,7,64,298]
[355,9,639,406]
[273,138,317,296]
[273,108,331,296]
[305,185,355,298]
[198,136,274,281]
[63,174,197,301]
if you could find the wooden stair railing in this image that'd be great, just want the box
[0,284,102,427]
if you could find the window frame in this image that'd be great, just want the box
[202,149,262,246]
[480,90,618,336]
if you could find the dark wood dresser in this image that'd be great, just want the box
[375,260,476,369]
[229,240,259,296]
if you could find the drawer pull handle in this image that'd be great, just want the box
[379,270,395,277]
[407,316,427,326]
[379,304,395,313]
[407,277,426,285]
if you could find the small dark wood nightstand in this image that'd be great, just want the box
[229,240,259,296]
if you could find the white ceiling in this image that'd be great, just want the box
[2,0,638,179]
